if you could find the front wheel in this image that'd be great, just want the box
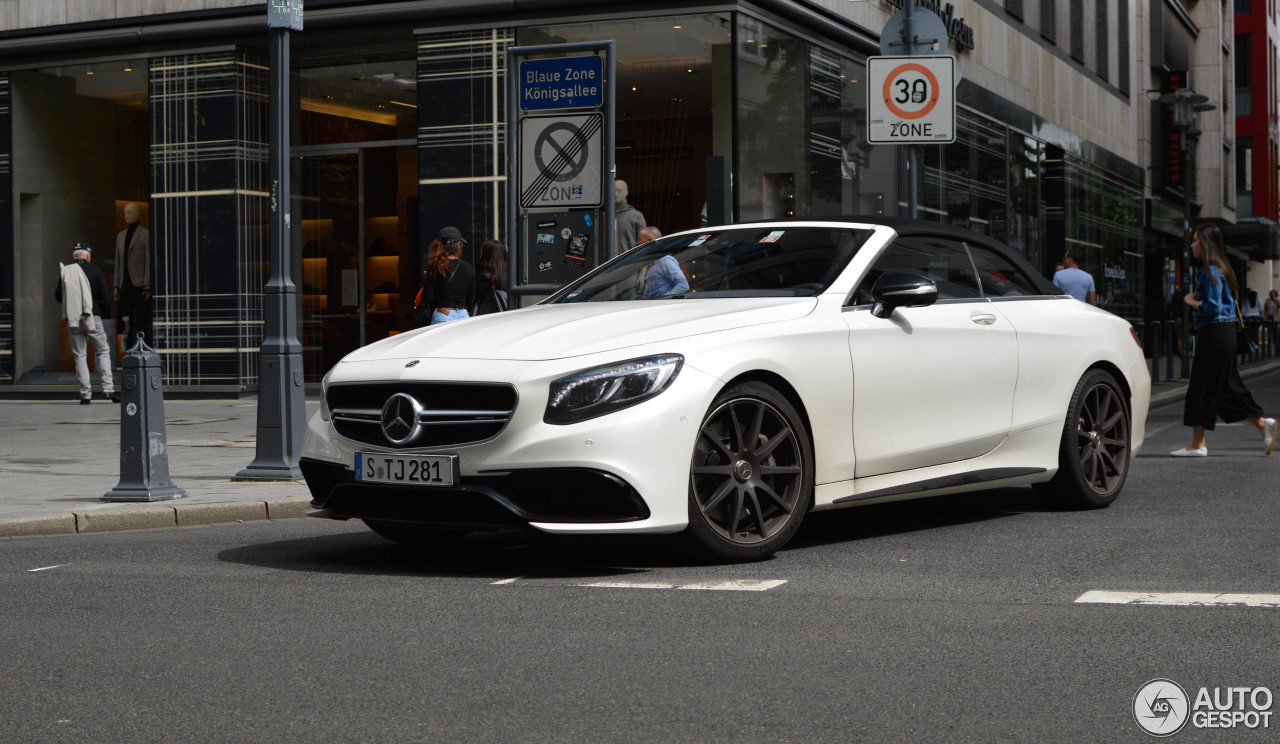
[1034,369,1131,508]
[685,382,813,562]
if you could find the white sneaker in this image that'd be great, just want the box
[1170,447,1208,457]
[1264,418,1277,456]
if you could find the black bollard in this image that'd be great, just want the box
[103,335,187,502]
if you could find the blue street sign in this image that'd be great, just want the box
[520,56,604,111]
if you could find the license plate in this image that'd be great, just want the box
[354,452,457,486]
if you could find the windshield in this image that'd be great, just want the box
[555,225,874,303]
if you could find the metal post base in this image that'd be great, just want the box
[103,485,187,502]
[232,465,302,482]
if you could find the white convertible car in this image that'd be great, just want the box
[300,218,1150,561]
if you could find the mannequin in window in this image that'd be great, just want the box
[114,202,152,344]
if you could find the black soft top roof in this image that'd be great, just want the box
[724,215,1062,296]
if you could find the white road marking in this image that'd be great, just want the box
[1076,591,1280,608]
[490,577,521,585]
[579,579,787,592]
[28,565,65,573]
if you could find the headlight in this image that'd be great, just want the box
[545,354,683,425]
[319,368,334,421]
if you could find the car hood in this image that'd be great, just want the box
[340,297,818,362]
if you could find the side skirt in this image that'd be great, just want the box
[831,467,1047,504]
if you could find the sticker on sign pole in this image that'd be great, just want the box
[866,55,956,144]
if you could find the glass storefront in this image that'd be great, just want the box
[7,59,149,385]
[0,6,1151,389]
[292,36,418,380]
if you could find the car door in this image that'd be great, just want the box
[844,234,1019,478]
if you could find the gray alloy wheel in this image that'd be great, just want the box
[363,519,469,548]
[1036,369,1131,508]
[686,381,813,561]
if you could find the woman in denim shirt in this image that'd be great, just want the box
[1173,224,1276,456]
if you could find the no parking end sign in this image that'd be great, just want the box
[867,55,956,144]
[520,113,604,209]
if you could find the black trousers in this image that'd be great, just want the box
[117,283,152,346]
[1183,321,1264,429]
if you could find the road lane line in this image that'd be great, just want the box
[579,579,787,592]
[1076,591,1280,607]
[490,577,522,585]
[28,565,65,572]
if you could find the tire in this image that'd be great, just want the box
[685,381,814,562]
[363,519,469,548]
[1034,369,1131,509]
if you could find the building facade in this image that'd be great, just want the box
[0,1,1165,390]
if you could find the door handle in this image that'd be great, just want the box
[969,312,997,326]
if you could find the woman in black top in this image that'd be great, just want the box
[470,239,509,316]
[417,226,475,325]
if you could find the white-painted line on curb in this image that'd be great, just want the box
[490,577,521,585]
[27,565,65,572]
[579,579,787,592]
[1076,590,1280,607]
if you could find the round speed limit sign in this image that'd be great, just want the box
[866,55,955,144]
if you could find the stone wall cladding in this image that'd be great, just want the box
[0,0,261,32]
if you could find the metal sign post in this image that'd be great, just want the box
[867,3,955,219]
[237,0,305,481]
[506,42,615,303]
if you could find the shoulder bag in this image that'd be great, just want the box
[1236,302,1261,356]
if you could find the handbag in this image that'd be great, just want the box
[1235,302,1261,355]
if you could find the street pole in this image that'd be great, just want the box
[1181,131,1192,377]
[237,1,305,481]
[904,0,918,219]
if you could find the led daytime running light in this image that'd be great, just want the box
[545,354,683,425]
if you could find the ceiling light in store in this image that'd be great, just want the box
[85,65,94,76]
[673,24,682,29]
[124,62,134,72]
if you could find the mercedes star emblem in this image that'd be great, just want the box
[380,392,425,445]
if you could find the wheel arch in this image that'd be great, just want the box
[1085,360,1133,413]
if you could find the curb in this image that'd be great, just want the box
[0,496,312,539]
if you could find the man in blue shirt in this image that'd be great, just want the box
[1052,249,1097,305]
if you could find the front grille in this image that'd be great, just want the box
[327,381,518,449]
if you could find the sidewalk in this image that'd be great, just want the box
[2,359,1279,539]
[0,395,320,538]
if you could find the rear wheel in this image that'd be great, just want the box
[363,519,469,548]
[685,382,813,562]
[1035,369,1131,508]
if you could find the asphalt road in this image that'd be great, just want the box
[2,371,1279,743]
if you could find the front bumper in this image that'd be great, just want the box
[300,458,650,529]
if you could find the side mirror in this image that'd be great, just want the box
[871,272,939,319]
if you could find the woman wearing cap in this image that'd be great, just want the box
[415,226,475,326]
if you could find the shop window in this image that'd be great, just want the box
[737,16,809,221]
[11,61,148,384]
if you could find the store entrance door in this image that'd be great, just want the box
[296,144,417,380]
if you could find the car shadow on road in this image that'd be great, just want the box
[217,526,701,579]
[788,485,1058,551]
[219,486,1059,576]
